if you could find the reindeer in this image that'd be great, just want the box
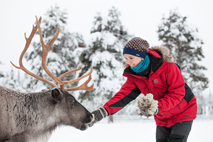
[0,16,94,142]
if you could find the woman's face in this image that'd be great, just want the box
[124,54,143,68]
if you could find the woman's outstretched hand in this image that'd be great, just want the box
[89,107,108,127]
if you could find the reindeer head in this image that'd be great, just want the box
[10,16,94,131]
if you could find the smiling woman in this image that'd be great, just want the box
[123,38,150,73]
[89,37,197,142]
[124,54,143,68]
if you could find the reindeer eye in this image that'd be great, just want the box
[69,99,73,103]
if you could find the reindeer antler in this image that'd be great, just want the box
[11,16,94,91]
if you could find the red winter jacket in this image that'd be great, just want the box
[103,47,197,127]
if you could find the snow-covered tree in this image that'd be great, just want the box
[24,5,85,91]
[0,68,24,91]
[208,92,213,115]
[196,93,206,115]
[78,7,132,114]
[157,9,209,92]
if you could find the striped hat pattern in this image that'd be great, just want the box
[123,37,149,58]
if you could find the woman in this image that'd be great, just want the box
[90,37,197,142]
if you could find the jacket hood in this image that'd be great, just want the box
[150,46,175,63]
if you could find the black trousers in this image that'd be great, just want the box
[156,121,193,142]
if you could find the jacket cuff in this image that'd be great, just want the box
[102,106,111,116]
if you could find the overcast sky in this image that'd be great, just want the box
[0,0,212,96]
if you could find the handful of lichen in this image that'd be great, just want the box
[137,93,158,115]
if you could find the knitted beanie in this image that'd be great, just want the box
[123,37,149,58]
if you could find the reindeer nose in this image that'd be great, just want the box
[84,111,93,124]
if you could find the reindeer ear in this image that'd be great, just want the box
[51,88,63,102]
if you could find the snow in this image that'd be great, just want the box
[48,115,213,142]
[0,2,212,141]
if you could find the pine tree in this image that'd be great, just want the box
[24,5,85,91]
[157,9,209,92]
[78,7,132,113]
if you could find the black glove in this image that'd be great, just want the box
[139,107,159,118]
[89,107,108,127]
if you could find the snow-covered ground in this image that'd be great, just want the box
[48,115,213,142]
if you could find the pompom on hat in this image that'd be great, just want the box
[123,37,149,58]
